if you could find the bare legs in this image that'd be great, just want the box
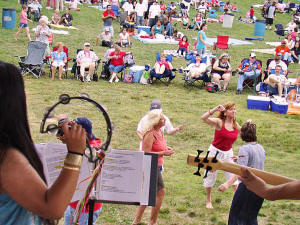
[206,184,237,209]
[132,188,165,225]
[212,73,231,91]
[15,27,31,41]
[154,63,166,74]
[51,66,63,80]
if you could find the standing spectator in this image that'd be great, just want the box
[61,9,73,26]
[51,9,61,24]
[68,0,81,11]
[266,1,276,30]
[201,102,240,209]
[196,23,208,56]
[35,17,52,58]
[148,1,161,28]
[76,43,98,82]
[275,40,293,63]
[96,27,113,47]
[236,53,262,95]
[218,122,265,225]
[135,0,147,26]
[14,5,32,41]
[249,6,254,20]
[102,5,116,37]
[51,42,67,80]
[198,2,207,16]
[122,0,134,15]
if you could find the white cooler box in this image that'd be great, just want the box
[247,95,270,111]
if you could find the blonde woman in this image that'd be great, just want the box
[51,42,67,80]
[211,53,232,92]
[201,102,241,209]
[132,109,174,225]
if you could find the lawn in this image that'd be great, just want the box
[0,0,300,224]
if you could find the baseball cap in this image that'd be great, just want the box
[249,52,256,58]
[105,27,110,32]
[84,42,90,46]
[150,99,162,110]
[74,117,96,141]
[281,40,286,44]
[276,52,282,56]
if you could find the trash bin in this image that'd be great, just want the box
[2,8,16,29]
[222,13,234,28]
[254,20,266,36]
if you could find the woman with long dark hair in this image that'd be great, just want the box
[0,61,86,225]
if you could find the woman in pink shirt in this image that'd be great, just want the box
[132,109,174,225]
[14,5,32,41]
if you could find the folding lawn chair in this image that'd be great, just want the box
[213,35,230,53]
[17,41,47,78]
[274,24,287,40]
[111,5,120,17]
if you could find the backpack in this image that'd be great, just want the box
[123,72,133,83]
[140,71,150,84]
[124,53,135,67]
[205,82,218,93]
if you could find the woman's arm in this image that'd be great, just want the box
[127,34,131,45]
[0,123,86,219]
[151,26,155,38]
[201,106,223,129]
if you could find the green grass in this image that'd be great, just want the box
[1,0,300,224]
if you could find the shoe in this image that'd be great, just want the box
[236,90,242,95]
[109,79,113,83]
[115,78,119,83]
[86,75,91,82]
[79,75,84,82]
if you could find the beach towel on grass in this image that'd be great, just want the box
[32,27,69,35]
[192,37,254,46]
[266,42,281,47]
[132,36,179,44]
[49,24,79,30]
[88,5,105,10]
[251,48,275,54]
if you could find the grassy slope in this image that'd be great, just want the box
[1,0,300,224]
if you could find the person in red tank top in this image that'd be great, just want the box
[201,101,241,209]
[132,109,174,225]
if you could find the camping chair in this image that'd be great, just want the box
[263,58,289,80]
[239,58,263,93]
[208,9,217,18]
[49,45,71,78]
[213,35,230,53]
[72,49,101,80]
[274,24,287,40]
[182,54,211,88]
[17,41,47,78]
[149,53,176,86]
[111,5,120,17]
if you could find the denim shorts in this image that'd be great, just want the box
[108,65,124,73]
[19,23,28,28]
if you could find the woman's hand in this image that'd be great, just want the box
[163,148,174,156]
[214,105,225,112]
[61,122,86,154]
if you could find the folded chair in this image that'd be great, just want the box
[17,41,47,78]
[150,53,176,86]
[213,35,230,53]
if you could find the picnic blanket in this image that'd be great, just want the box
[251,48,275,54]
[266,42,281,47]
[192,37,254,46]
[252,4,263,8]
[49,24,78,30]
[88,5,104,10]
[132,36,179,44]
[236,17,255,24]
[32,27,69,35]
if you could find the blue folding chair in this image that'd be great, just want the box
[111,5,120,17]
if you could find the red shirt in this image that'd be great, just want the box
[179,40,189,49]
[211,124,238,151]
[109,51,126,66]
[275,46,290,55]
[158,60,170,70]
[103,9,115,17]
[250,8,254,16]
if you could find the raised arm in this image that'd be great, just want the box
[201,105,224,129]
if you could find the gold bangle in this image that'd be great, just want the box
[64,153,83,168]
[64,162,81,168]
[63,166,80,172]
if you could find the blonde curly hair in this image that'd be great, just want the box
[141,109,163,136]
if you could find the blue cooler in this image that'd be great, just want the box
[130,66,145,83]
[270,99,288,114]
[254,20,266,36]
[2,8,16,29]
[137,26,151,34]
[247,95,270,111]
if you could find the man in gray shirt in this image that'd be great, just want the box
[266,1,276,30]
[102,5,116,37]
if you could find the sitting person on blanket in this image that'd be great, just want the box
[194,12,203,30]
[150,53,174,81]
[177,36,189,57]
[267,53,288,77]
[76,42,99,82]
[68,0,81,11]
[180,14,190,29]
[96,27,113,47]
[108,45,126,83]
[236,53,262,95]
[211,53,232,92]
[169,2,177,17]
[118,28,131,47]
[60,9,73,27]
[163,16,173,38]
[186,54,207,79]
[151,20,165,39]
[264,65,288,97]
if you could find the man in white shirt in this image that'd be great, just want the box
[268,53,288,76]
[135,0,147,26]
[137,99,183,150]
[198,2,207,15]
[148,1,161,27]
[76,43,98,82]
[68,0,81,11]
[122,0,134,15]
[264,65,288,97]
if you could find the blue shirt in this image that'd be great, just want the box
[196,30,206,50]
[0,193,42,225]
[51,51,67,62]
[153,25,164,35]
